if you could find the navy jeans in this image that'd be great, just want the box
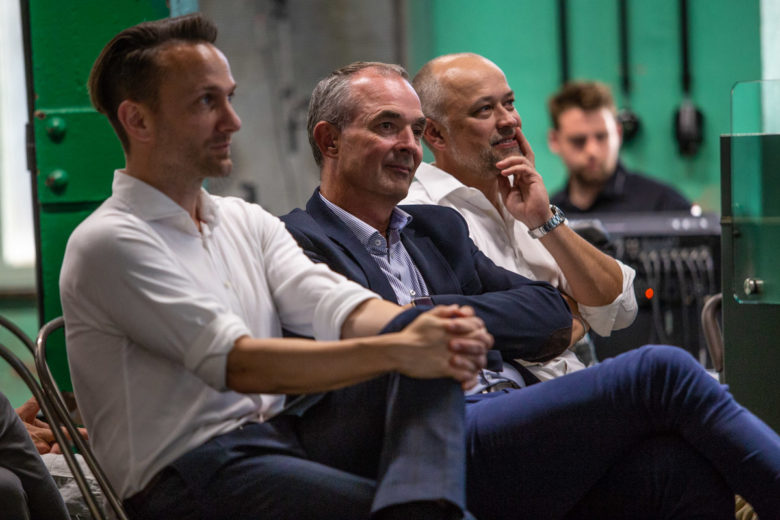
[124,374,466,520]
[464,345,780,519]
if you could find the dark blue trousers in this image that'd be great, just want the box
[464,345,780,520]
[126,345,780,520]
[124,374,466,520]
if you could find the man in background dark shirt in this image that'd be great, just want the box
[548,81,691,214]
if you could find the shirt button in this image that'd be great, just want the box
[410,290,417,297]
[374,239,382,247]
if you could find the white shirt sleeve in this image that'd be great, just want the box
[576,261,638,337]
[253,208,379,341]
[61,212,251,390]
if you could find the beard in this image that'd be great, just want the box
[452,137,521,178]
[570,161,612,187]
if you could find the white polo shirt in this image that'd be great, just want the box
[60,171,378,498]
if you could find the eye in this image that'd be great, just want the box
[377,121,396,133]
[199,94,214,107]
[595,132,608,142]
[568,136,587,149]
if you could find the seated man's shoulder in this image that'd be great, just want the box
[279,207,312,228]
[623,170,691,209]
[401,204,468,228]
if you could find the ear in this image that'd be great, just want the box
[547,128,561,155]
[615,118,624,147]
[313,121,340,162]
[117,99,153,144]
[423,118,447,151]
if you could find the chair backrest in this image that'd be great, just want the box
[0,338,106,519]
[0,314,36,355]
[36,317,129,520]
[701,292,724,374]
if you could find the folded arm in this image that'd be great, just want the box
[227,304,491,393]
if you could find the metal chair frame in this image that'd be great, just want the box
[0,338,105,518]
[35,316,130,520]
[701,292,724,374]
[0,314,37,355]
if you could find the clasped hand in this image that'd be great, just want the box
[400,305,492,390]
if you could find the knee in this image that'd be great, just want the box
[0,469,29,518]
[636,344,701,377]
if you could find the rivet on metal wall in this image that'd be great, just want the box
[46,116,67,142]
[45,169,68,195]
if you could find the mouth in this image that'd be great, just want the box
[491,137,518,149]
[211,141,232,154]
[385,163,414,175]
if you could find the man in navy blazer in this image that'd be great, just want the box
[277,61,780,519]
[284,195,574,368]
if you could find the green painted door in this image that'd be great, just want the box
[26,0,169,388]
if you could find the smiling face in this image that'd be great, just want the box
[548,107,621,187]
[330,70,426,209]
[148,42,241,182]
[432,56,522,178]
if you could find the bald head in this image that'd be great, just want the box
[413,53,506,127]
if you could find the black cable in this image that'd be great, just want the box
[558,0,569,84]
[618,0,630,96]
[680,0,691,94]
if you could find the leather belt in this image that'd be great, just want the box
[480,380,521,394]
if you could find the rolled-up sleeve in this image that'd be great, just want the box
[578,261,638,337]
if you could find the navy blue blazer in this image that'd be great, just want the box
[281,190,572,362]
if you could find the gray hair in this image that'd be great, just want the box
[307,61,409,167]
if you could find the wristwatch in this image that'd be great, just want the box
[527,204,566,239]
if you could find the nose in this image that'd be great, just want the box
[584,136,600,157]
[495,105,519,129]
[395,126,419,153]
[219,101,242,134]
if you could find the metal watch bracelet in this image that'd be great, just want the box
[527,204,566,239]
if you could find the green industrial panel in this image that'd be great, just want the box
[720,136,780,432]
[409,0,761,211]
[28,0,170,387]
[28,1,169,109]
[35,111,121,204]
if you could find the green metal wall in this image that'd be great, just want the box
[407,0,761,212]
[27,0,169,388]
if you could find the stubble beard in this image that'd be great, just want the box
[571,161,611,188]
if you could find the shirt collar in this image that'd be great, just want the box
[412,162,503,215]
[412,162,474,203]
[318,192,413,249]
[111,170,220,233]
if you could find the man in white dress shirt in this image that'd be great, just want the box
[59,16,490,520]
[404,53,638,379]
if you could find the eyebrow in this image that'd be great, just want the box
[467,90,515,111]
[371,110,426,127]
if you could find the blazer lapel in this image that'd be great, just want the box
[401,227,462,295]
[306,191,399,303]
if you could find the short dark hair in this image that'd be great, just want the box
[307,61,409,167]
[547,81,616,129]
[88,13,218,152]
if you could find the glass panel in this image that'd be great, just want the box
[730,80,780,303]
